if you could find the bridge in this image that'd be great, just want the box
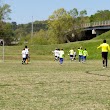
[83,20,110,30]
[82,20,110,39]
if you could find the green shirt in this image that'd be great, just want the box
[83,50,88,56]
[59,50,64,58]
[78,49,83,55]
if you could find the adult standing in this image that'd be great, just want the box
[25,45,29,64]
[97,39,110,68]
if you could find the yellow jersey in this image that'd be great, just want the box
[83,50,88,56]
[78,49,83,55]
[97,43,110,52]
[69,49,74,55]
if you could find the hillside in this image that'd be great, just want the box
[93,30,110,40]
[0,30,110,61]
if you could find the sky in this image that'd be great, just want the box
[2,0,110,24]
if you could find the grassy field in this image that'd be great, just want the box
[0,60,110,110]
[0,31,110,110]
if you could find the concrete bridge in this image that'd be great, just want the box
[83,20,110,39]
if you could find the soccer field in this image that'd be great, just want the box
[0,60,110,110]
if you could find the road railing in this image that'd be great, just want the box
[82,20,110,28]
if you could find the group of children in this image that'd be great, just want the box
[52,48,65,64]
[21,40,110,68]
[21,45,29,64]
[77,47,88,63]
[21,46,88,65]
[52,47,88,64]
[68,47,88,63]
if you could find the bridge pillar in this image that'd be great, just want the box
[92,29,96,34]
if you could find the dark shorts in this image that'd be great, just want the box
[70,55,73,57]
[26,54,29,59]
[23,58,26,61]
[102,52,108,59]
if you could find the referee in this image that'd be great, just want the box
[97,39,110,68]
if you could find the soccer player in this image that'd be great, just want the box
[52,48,59,61]
[59,49,65,64]
[25,45,29,64]
[69,48,74,61]
[21,48,26,64]
[78,47,83,63]
[97,39,110,68]
[83,49,88,62]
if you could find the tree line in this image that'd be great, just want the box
[1,2,110,45]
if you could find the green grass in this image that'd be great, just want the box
[0,39,109,61]
[0,60,110,110]
[93,30,110,40]
[0,30,110,109]
[1,31,110,61]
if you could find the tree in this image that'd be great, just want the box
[0,22,14,45]
[48,8,73,43]
[0,3,11,21]
[68,8,88,41]
[68,8,88,28]
[90,10,110,22]
[31,29,48,45]
[0,3,13,45]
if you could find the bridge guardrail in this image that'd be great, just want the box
[83,20,110,28]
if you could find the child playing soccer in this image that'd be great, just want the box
[22,48,26,64]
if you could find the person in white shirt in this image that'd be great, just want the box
[22,48,26,64]
[25,45,29,64]
[52,48,59,61]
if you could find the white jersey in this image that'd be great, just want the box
[22,50,26,58]
[53,50,59,57]
[25,48,29,54]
